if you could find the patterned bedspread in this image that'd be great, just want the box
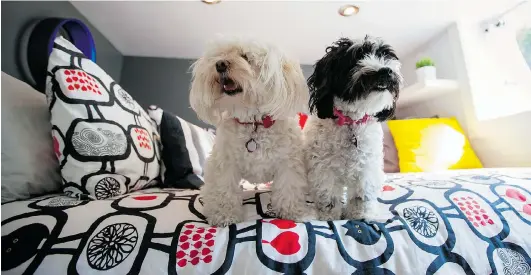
[2,168,531,274]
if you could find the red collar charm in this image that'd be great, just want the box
[333,108,371,126]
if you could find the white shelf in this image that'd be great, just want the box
[397,80,460,108]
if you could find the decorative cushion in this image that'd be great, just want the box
[382,123,400,173]
[1,72,62,203]
[383,116,440,173]
[387,117,483,172]
[46,37,161,199]
[148,106,214,189]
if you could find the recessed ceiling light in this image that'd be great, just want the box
[202,0,220,4]
[338,5,359,16]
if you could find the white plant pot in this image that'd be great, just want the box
[416,66,436,82]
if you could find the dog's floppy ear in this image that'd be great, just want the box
[262,51,309,118]
[308,38,355,119]
[308,84,335,119]
[282,59,309,114]
[189,58,222,125]
[308,50,335,119]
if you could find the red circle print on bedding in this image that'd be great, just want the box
[383,185,395,191]
[133,195,157,201]
[261,231,301,255]
[262,219,297,229]
[176,251,186,259]
[451,191,503,238]
[524,204,531,215]
[180,242,190,250]
[202,248,212,255]
[176,223,217,268]
[506,188,527,202]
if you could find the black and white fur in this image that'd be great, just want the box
[304,36,402,220]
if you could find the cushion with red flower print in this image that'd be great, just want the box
[45,37,161,200]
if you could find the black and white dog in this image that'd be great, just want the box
[304,36,402,220]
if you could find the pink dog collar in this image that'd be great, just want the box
[333,108,371,126]
[234,115,276,129]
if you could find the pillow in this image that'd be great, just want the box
[402,115,440,119]
[382,115,439,173]
[148,106,214,189]
[382,123,400,173]
[387,118,482,172]
[1,73,62,203]
[45,37,161,199]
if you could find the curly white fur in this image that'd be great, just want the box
[190,38,310,227]
[304,95,393,221]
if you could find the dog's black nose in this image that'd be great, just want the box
[379,67,393,76]
[216,60,228,73]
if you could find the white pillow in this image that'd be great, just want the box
[45,37,161,199]
[1,72,62,202]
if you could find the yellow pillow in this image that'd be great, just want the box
[387,118,482,172]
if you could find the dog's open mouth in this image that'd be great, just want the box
[220,75,242,96]
[375,83,390,91]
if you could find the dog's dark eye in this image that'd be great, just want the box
[376,47,397,59]
[241,54,249,62]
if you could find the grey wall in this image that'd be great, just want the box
[120,56,314,127]
[301,64,314,79]
[1,1,123,83]
[119,56,206,126]
[1,0,315,126]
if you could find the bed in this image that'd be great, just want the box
[3,168,531,275]
[3,13,531,275]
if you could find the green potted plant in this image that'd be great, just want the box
[415,57,436,82]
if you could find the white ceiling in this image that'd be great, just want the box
[71,0,526,64]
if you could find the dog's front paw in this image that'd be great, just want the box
[317,209,342,221]
[206,212,243,227]
[207,216,243,227]
[315,201,342,221]
[272,201,311,222]
[276,210,311,223]
[343,199,380,221]
[203,203,243,227]
[342,208,365,220]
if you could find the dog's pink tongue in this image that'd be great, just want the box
[223,83,237,91]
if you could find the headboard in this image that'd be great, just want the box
[1,1,123,85]
[19,18,97,93]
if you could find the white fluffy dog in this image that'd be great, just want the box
[190,38,309,227]
[304,37,402,221]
